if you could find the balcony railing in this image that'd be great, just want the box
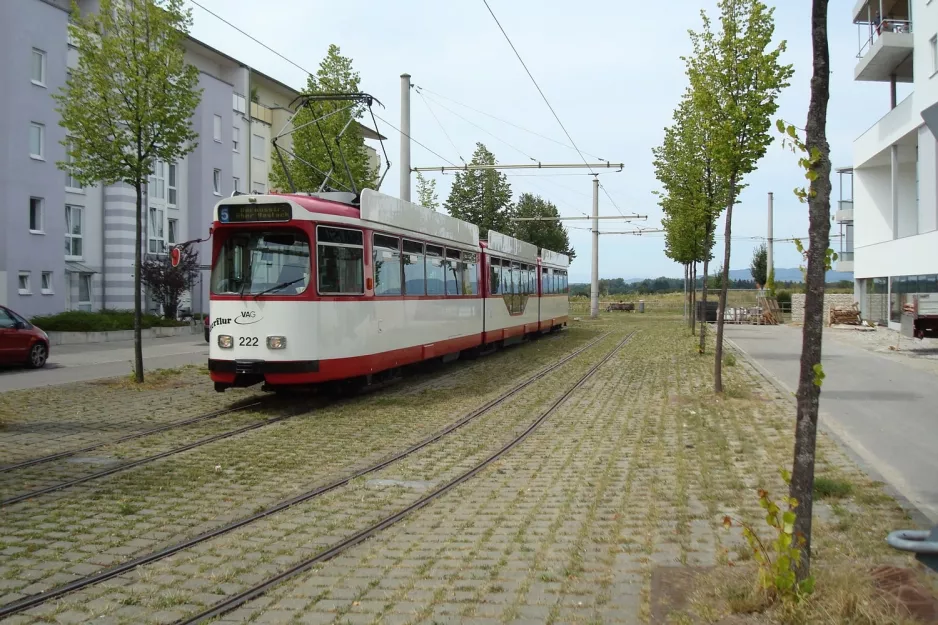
[857,18,912,59]
[838,252,855,262]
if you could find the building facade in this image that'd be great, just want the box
[851,0,938,328]
[0,0,381,318]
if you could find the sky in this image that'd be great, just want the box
[186,0,902,283]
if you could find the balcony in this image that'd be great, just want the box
[853,0,913,83]
[250,101,273,125]
[836,200,854,224]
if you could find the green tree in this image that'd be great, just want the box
[750,243,768,288]
[686,0,794,392]
[55,0,202,383]
[511,193,575,258]
[444,143,514,235]
[271,44,377,194]
[415,172,439,211]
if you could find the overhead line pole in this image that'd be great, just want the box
[412,163,623,172]
[400,74,412,202]
[591,176,600,319]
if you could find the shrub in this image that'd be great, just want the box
[776,290,792,307]
[30,309,187,332]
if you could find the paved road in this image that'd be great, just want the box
[0,333,208,392]
[725,324,938,523]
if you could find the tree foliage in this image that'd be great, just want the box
[685,0,793,392]
[55,0,202,382]
[270,44,377,194]
[140,246,200,320]
[415,172,439,211]
[444,143,514,235]
[751,243,768,288]
[512,193,575,259]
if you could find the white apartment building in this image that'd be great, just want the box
[0,0,382,319]
[851,0,938,327]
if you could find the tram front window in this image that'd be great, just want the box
[211,230,311,296]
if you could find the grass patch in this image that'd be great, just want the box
[814,476,854,500]
[723,353,737,367]
[30,309,187,332]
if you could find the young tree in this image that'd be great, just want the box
[783,0,833,584]
[270,44,377,194]
[140,246,200,320]
[55,0,202,383]
[512,193,575,258]
[415,172,439,210]
[750,243,768,288]
[686,0,794,392]
[444,143,514,235]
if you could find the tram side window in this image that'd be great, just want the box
[463,252,479,295]
[403,239,425,296]
[521,264,530,295]
[317,226,364,294]
[444,248,462,296]
[502,262,513,295]
[562,271,568,293]
[542,268,549,295]
[425,244,445,295]
[373,234,402,296]
[527,266,535,295]
[490,257,501,295]
[548,269,555,294]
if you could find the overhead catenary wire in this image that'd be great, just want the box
[415,89,465,164]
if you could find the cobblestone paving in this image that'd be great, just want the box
[0,366,262,465]
[2,316,917,624]
[0,328,601,611]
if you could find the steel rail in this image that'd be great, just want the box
[0,330,608,618]
[176,331,635,625]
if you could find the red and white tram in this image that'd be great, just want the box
[207,189,569,392]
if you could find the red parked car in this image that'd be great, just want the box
[0,305,50,368]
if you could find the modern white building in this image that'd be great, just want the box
[0,0,382,319]
[851,0,938,327]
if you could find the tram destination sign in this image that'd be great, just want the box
[218,203,292,223]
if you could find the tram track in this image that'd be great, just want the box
[175,330,636,625]
[0,330,611,619]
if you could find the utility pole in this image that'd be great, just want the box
[767,191,774,285]
[400,73,411,202]
[590,175,600,319]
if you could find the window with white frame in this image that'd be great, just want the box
[29,197,43,233]
[233,177,241,193]
[149,161,165,200]
[18,272,31,295]
[29,122,44,159]
[168,218,178,245]
[31,48,46,86]
[41,272,53,294]
[168,163,177,206]
[149,207,165,253]
[233,93,246,114]
[233,126,240,152]
[79,274,92,311]
[65,204,83,258]
[252,134,266,161]
[65,140,83,191]
[213,114,222,142]
[213,168,222,195]
[253,181,266,194]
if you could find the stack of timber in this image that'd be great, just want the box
[829,303,861,326]
[606,302,635,312]
[758,296,781,325]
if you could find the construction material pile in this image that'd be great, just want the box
[829,303,861,325]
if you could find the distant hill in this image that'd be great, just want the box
[727,267,853,283]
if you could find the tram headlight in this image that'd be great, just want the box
[218,335,233,349]
[266,336,287,350]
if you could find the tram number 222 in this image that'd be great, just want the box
[238,337,259,347]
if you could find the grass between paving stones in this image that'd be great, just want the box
[17,331,625,623]
[0,365,262,463]
[0,325,607,614]
[157,313,925,625]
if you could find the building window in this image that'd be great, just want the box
[149,161,165,200]
[31,48,46,86]
[148,207,165,253]
[233,126,240,152]
[79,274,92,311]
[65,205,83,258]
[213,114,222,142]
[65,141,83,191]
[233,93,246,114]
[253,181,266,194]
[233,177,240,193]
[252,134,266,161]
[41,272,53,294]
[30,122,44,159]
[29,197,43,233]
[18,272,31,295]
[317,226,364,294]
[931,35,937,74]
[166,163,176,207]
[168,218,178,245]
[213,168,222,195]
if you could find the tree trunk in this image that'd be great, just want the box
[790,0,831,583]
[133,180,145,383]
[685,264,691,328]
[714,175,739,393]
[698,256,710,353]
[692,261,697,335]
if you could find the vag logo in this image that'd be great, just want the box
[234,310,262,325]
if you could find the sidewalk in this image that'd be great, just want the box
[724,323,938,523]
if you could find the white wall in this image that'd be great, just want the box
[854,229,938,277]
[897,160,918,238]
[854,165,894,246]
[919,126,938,233]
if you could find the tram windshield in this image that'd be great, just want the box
[211,230,311,296]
